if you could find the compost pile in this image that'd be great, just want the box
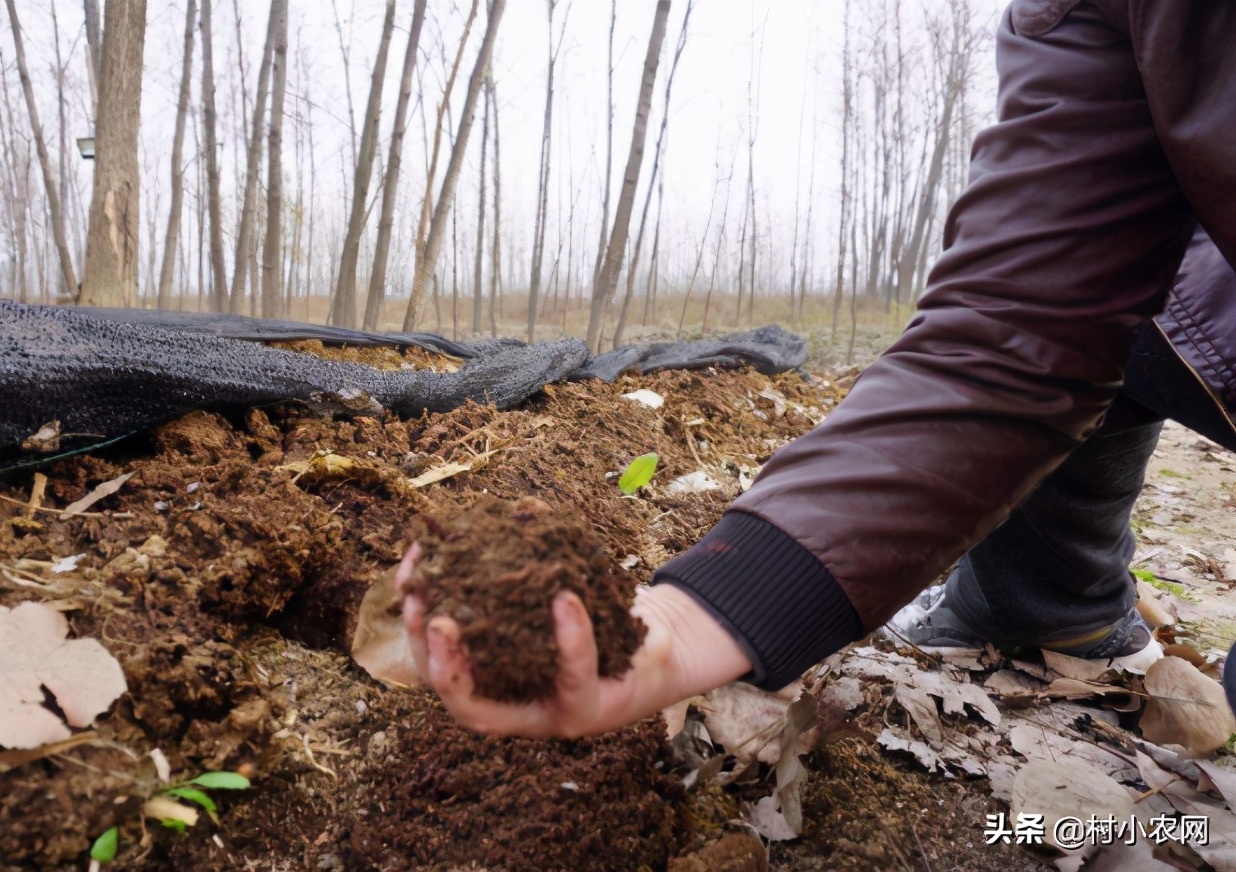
[0,313,1060,872]
[403,495,646,702]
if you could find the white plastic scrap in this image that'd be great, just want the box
[621,389,665,409]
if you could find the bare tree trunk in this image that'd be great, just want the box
[4,0,79,298]
[589,0,615,291]
[327,0,395,328]
[330,0,358,170]
[641,176,663,326]
[404,0,507,331]
[80,0,147,307]
[587,0,671,352]
[82,0,101,111]
[677,165,720,338]
[51,3,82,293]
[405,0,480,330]
[199,0,228,312]
[363,0,427,331]
[797,84,819,323]
[487,74,502,336]
[227,0,277,315]
[526,0,568,342]
[701,151,736,333]
[157,0,197,310]
[831,0,854,345]
[260,0,288,319]
[472,79,490,335]
[614,0,691,348]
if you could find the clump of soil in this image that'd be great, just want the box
[404,495,647,702]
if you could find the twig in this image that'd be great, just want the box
[0,492,129,518]
[910,819,932,872]
[300,733,339,780]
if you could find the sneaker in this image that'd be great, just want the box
[887,580,1160,670]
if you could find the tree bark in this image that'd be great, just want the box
[586,0,671,352]
[404,0,507,331]
[260,0,288,318]
[589,0,616,291]
[80,0,147,308]
[363,0,427,331]
[82,0,101,111]
[157,0,197,310]
[199,0,228,311]
[4,0,79,299]
[227,0,277,315]
[525,0,564,343]
[613,0,691,348]
[328,0,395,328]
[487,74,502,336]
[472,73,491,334]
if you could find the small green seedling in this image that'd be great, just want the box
[89,769,252,864]
[158,770,251,828]
[618,453,659,495]
[1131,567,1157,584]
[90,827,118,864]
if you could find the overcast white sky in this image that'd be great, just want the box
[7,0,1008,294]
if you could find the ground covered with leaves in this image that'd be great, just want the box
[1,337,1234,871]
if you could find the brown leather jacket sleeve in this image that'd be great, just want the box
[654,0,1235,689]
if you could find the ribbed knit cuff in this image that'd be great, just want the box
[652,510,863,690]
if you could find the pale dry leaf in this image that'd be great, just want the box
[1160,785,1236,870]
[771,693,818,834]
[63,471,135,516]
[697,682,793,767]
[1012,758,1135,853]
[1135,749,1183,792]
[877,727,942,772]
[1222,548,1236,584]
[1042,649,1119,683]
[1141,656,1236,755]
[746,795,798,841]
[1195,759,1236,806]
[757,387,787,418]
[894,685,944,749]
[1136,580,1177,628]
[1081,839,1190,872]
[351,568,421,688]
[984,669,1047,696]
[840,647,1000,726]
[0,601,128,749]
[1007,723,1138,783]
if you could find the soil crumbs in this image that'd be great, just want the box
[2,338,1230,872]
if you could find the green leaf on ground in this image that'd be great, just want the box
[186,771,251,790]
[618,453,659,495]
[90,827,118,863]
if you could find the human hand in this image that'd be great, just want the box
[396,543,752,738]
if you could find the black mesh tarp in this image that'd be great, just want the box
[0,302,806,453]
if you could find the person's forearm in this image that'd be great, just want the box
[657,2,1212,689]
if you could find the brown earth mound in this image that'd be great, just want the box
[404,495,646,702]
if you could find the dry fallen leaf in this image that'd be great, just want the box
[1012,758,1135,854]
[351,567,421,688]
[744,693,818,840]
[0,601,128,749]
[63,471,135,516]
[1141,655,1236,755]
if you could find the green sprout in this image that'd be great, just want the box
[90,827,119,864]
[618,453,659,495]
[158,770,251,830]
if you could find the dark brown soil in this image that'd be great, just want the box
[404,495,646,702]
[0,339,1048,872]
